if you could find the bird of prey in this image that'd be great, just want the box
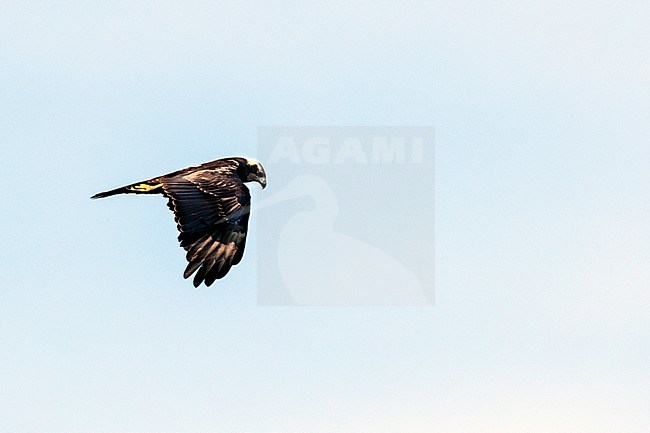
[92,157,267,287]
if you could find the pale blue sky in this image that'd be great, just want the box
[1,1,648,432]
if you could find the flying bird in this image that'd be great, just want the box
[92,157,267,287]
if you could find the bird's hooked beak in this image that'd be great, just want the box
[258,175,267,189]
[251,169,267,189]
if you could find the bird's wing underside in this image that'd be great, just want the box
[161,169,251,287]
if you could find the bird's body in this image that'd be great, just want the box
[92,157,266,287]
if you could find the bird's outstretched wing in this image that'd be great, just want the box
[162,169,251,287]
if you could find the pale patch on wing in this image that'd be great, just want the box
[128,183,162,192]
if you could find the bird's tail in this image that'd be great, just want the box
[91,181,162,199]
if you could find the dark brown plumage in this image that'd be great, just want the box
[92,157,267,287]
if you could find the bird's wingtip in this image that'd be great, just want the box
[91,191,110,199]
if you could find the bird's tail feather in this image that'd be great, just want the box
[91,181,162,199]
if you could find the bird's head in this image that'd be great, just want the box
[243,158,267,189]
